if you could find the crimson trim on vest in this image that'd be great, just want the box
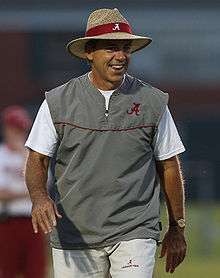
[55,122,155,131]
[85,22,132,37]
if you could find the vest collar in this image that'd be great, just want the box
[83,72,130,101]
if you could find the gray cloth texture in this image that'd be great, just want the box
[45,73,168,249]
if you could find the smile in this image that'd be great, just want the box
[109,64,126,71]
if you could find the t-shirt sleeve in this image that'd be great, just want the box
[152,106,185,161]
[25,100,58,157]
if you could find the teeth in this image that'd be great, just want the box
[111,65,123,69]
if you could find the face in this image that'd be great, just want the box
[3,125,26,152]
[85,40,132,90]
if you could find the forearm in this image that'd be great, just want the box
[157,155,185,224]
[0,190,29,202]
[157,156,187,273]
[25,149,61,234]
[25,149,50,204]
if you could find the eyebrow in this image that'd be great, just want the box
[105,43,131,47]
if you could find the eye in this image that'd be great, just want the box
[105,46,118,52]
[123,45,131,53]
[104,45,131,53]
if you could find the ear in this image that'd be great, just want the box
[85,51,93,62]
[84,41,95,62]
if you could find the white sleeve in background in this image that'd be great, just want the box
[25,100,58,157]
[152,106,185,161]
[0,156,7,188]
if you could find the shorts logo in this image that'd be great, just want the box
[127,103,141,116]
[112,23,120,31]
[122,259,140,269]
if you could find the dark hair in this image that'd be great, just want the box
[84,40,98,65]
[84,40,98,53]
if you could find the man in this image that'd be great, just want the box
[25,8,187,278]
[0,105,47,278]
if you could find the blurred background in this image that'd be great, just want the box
[0,0,219,277]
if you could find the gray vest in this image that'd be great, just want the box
[46,73,168,249]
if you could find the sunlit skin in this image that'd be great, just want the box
[85,40,132,90]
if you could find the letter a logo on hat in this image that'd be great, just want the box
[113,23,120,31]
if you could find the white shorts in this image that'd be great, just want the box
[52,238,157,278]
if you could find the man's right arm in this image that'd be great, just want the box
[25,149,61,234]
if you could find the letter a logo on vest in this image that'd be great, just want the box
[112,23,120,31]
[127,103,141,116]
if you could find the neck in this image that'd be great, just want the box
[89,71,124,90]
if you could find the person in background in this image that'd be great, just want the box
[0,106,47,278]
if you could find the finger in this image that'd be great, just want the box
[170,254,178,273]
[176,247,187,266]
[169,246,182,272]
[182,246,187,262]
[54,203,62,219]
[41,211,54,233]
[170,247,185,273]
[32,215,38,233]
[166,257,173,273]
[47,203,62,227]
[48,207,57,227]
[170,265,176,273]
[160,241,167,258]
[166,251,173,273]
[37,213,51,234]
[172,240,187,268]
[45,208,57,229]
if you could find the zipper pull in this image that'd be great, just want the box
[105,110,109,117]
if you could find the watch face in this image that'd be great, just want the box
[177,219,186,228]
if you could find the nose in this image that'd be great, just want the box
[114,50,127,61]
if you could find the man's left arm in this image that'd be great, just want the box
[156,155,187,273]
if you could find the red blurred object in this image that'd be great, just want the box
[1,105,32,131]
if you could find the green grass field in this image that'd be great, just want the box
[154,257,220,278]
[47,204,220,277]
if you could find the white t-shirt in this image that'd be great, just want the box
[0,144,32,216]
[25,96,185,160]
[99,89,115,116]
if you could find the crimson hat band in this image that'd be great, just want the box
[85,22,132,37]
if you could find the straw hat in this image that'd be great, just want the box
[67,8,152,59]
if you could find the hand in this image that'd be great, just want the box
[160,226,187,273]
[31,196,62,234]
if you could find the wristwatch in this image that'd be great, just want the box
[170,218,186,229]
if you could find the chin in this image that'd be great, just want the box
[110,74,124,82]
